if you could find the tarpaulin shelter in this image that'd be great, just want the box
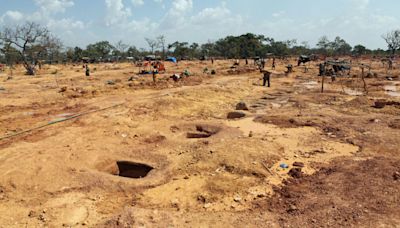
[166,57,177,63]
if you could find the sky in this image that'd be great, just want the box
[0,0,399,50]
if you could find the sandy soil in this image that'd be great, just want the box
[0,59,399,227]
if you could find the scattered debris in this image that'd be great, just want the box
[280,163,289,169]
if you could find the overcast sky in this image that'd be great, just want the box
[0,0,398,50]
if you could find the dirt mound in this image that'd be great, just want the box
[341,96,371,108]
[263,157,400,227]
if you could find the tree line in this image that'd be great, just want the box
[1,22,399,75]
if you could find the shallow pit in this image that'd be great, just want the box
[186,124,221,138]
[115,161,154,178]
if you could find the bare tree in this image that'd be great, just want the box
[382,30,400,55]
[156,35,166,59]
[145,38,157,54]
[0,22,60,75]
[115,40,129,55]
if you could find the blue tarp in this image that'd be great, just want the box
[166,57,177,63]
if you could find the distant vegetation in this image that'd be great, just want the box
[0,21,399,73]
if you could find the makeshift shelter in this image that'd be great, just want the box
[166,57,177,63]
[144,55,156,61]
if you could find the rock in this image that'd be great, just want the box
[106,80,116,85]
[0,87,5,91]
[236,102,249,111]
[171,199,179,208]
[197,195,207,203]
[288,168,303,178]
[248,131,253,137]
[292,162,305,168]
[287,204,298,212]
[59,86,67,92]
[233,195,242,202]
[227,111,246,119]
[203,203,212,209]
[28,210,36,217]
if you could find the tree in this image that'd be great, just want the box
[353,44,367,56]
[0,44,21,67]
[0,22,60,75]
[331,36,352,56]
[189,42,199,59]
[168,41,190,59]
[114,40,129,59]
[126,46,140,58]
[145,38,158,54]
[382,30,400,55]
[316,36,332,55]
[86,41,114,60]
[156,35,166,59]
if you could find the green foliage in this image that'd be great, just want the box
[85,41,114,59]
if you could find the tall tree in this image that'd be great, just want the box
[0,22,60,75]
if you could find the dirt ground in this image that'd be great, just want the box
[0,59,399,227]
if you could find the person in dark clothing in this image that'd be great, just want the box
[85,64,90,76]
[152,65,158,83]
[263,71,271,87]
[272,57,276,70]
[261,58,266,69]
[245,58,248,65]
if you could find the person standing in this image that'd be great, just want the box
[261,58,266,69]
[85,64,90,76]
[272,57,276,70]
[263,71,271,87]
[152,65,158,83]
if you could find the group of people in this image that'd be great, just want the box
[81,58,276,87]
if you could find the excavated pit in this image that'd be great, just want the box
[186,124,221,139]
[115,161,154,178]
